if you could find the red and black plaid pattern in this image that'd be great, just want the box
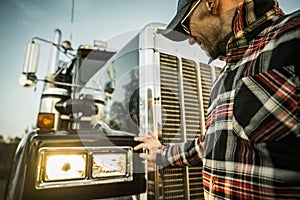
[158,0,300,199]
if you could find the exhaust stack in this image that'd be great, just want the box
[47,29,62,76]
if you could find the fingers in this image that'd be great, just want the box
[134,134,152,143]
[134,131,162,159]
[139,152,156,161]
[134,134,145,141]
[134,134,148,151]
[135,131,155,140]
[134,143,145,151]
[133,135,152,150]
[134,132,160,162]
[148,130,155,137]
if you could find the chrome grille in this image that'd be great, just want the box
[189,167,204,199]
[157,53,213,200]
[162,168,185,199]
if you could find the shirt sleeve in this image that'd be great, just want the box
[156,135,205,167]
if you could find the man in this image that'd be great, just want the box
[134,0,300,199]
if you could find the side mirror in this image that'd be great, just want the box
[23,42,40,74]
[19,42,40,87]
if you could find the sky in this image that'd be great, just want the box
[0,0,299,139]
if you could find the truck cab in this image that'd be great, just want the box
[6,23,223,200]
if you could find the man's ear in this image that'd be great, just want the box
[205,0,219,15]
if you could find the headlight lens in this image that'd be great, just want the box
[92,153,127,178]
[44,154,86,181]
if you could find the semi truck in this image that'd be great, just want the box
[5,23,222,200]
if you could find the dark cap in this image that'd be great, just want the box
[161,0,196,41]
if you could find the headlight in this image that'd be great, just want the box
[92,152,128,178]
[91,147,133,183]
[44,154,86,181]
[36,146,133,189]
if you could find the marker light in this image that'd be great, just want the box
[81,45,91,49]
[37,113,55,129]
[44,154,86,181]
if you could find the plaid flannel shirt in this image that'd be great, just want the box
[157,0,300,199]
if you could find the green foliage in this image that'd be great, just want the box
[0,140,19,200]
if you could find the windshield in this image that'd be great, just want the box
[77,49,116,85]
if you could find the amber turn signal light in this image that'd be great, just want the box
[37,113,55,129]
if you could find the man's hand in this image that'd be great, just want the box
[134,131,162,161]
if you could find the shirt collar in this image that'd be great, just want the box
[219,0,285,62]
